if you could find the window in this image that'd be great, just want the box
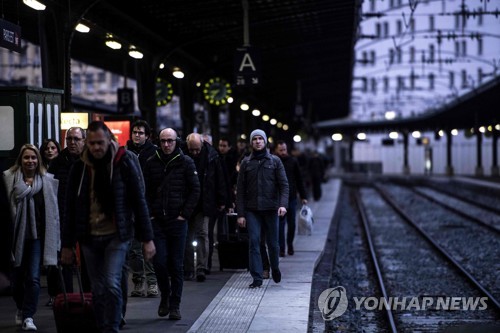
[428,73,435,90]
[461,70,468,89]
[85,73,94,93]
[429,15,435,31]
[384,22,389,38]
[429,44,435,63]
[449,71,455,89]
[409,46,416,63]
[375,23,381,38]
[477,38,483,56]
[397,20,402,35]
[370,50,376,65]
[72,74,82,94]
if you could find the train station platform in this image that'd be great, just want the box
[0,179,342,333]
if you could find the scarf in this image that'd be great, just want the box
[12,170,42,267]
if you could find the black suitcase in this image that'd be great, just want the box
[217,213,249,271]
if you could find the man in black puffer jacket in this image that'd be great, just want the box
[143,128,200,321]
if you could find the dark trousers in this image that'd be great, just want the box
[152,219,187,309]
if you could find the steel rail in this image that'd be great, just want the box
[354,190,398,333]
[374,183,500,312]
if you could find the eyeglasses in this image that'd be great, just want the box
[133,131,145,136]
[160,139,176,145]
[66,137,82,142]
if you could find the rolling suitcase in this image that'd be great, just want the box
[53,265,98,333]
[217,213,249,271]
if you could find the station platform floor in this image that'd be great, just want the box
[0,179,342,333]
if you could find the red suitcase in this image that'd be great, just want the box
[52,266,98,333]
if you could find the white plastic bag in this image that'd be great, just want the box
[298,204,313,235]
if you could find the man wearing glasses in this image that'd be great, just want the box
[48,127,88,297]
[143,128,200,321]
[125,120,159,299]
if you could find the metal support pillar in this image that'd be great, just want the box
[402,132,410,175]
[491,131,499,177]
[475,131,484,176]
[445,130,454,176]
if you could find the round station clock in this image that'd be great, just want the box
[203,77,232,106]
[156,78,174,106]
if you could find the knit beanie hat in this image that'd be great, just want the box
[249,129,267,144]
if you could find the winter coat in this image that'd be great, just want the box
[236,151,289,217]
[61,142,154,248]
[279,155,308,201]
[143,148,200,222]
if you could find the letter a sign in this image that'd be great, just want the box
[234,46,261,87]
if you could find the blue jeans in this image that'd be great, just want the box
[279,198,298,251]
[12,239,41,320]
[246,210,280,282]
[153,219,187,309]
[81,234,130,333]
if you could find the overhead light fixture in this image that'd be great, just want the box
[331,133,343,141]
[159,63,165,69]
[105,34,121,50]
[252,109,261,117]
[172,67,184,79]
[128,45,143,59]
[240,103,249,111]
[227,97,234,104]
[75,23,90,33]
[262,115,270,122]
[270,118,277,125]
[23,0,46,11]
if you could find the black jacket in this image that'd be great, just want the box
[190,142,227,217]
[236,151,289,217]
[143,148,200,222]
[125,139,157,170]
[62,144,154,248]
[279,155,308,201]
[48,148,81,223]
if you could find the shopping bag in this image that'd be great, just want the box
[298,204,313,235]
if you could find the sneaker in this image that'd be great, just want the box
[262,270,270,279]
[22,317,37,331]
[272,269,282,283]
[45,297,54,307]
[249,281,263,288]
[130,282,145,297]
[168,308,182,320]
[158,298,170,317]
[147,284,159,297]
[15,310,22,326]
[196,272,206,282]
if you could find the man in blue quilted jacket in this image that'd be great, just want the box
[236,129,289,288]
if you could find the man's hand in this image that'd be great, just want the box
[237,217,246,228]
[278,207,287,217]
[60,247,74,265]
[143,240,156,261]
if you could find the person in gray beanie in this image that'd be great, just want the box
[249,129,267,144]
[236,129,289,288]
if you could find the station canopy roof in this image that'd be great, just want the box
[2,0,499,135]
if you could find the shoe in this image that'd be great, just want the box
[45,297,54,307]
[262,270,270,279]
[249,281,263,288]
[272,269,282,283]
[15,310,22,326]
[119,316,126,329]
[288,245,294,256]
[158,298,170,317]
[279,250,285,257]
[184,272,194,281]
[130,282,145,297]
[147,284,159,297]
[196,272,206,282]
[22,317,37,331]
[169,308,182,320]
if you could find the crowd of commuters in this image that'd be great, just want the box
[1,120,328,332]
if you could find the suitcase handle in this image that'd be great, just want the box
[57,248,86,307]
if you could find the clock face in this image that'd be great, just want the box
[203,77,232,106]
[156,78,174,106]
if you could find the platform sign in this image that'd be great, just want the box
[117,88,134,114]
[234,46,261,86]
[0,19,22,53]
